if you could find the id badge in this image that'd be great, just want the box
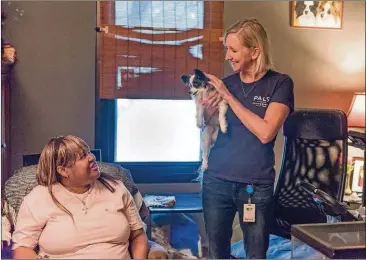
[243,203,255,222]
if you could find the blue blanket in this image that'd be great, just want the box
[231,235,317,259]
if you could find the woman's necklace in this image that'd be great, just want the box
[240,78,260,98]
[240,71,266,98]
[71,184,94,214]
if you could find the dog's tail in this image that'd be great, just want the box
[191,167,204,183]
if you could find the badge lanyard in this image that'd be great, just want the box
[246,184,254,204]
[243,184,255,222]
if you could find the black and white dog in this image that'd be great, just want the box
[181,69,228,172]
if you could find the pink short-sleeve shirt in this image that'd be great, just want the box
[12,180,144,259]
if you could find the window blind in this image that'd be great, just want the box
[98,1,224,99]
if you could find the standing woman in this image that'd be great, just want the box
[201,18,294,259]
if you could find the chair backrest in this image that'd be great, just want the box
[272,109,348,239]
[23,149,102,166]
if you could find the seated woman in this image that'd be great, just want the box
[12,135,148,259]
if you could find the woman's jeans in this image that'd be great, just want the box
[202,174,274,259]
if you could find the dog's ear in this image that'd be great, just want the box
[194,69,209,83]
[311,1,319,13]
[295,1,305,18]
[181,75,190,85]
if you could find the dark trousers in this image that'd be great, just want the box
[202,174,274,259]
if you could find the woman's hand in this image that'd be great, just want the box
[205,73,232,101]
[200,93,222,116]
[13,247,39,259]
[199,72,232,116]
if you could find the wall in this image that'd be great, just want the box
[223,1,365,175]
[2,1,96,173]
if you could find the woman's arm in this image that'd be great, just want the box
[225,96,290,143]
[12,195,46,260]
[13,247,39,259]
[129,228,148,259]
[120,184,148,259]
[204,73,293,144]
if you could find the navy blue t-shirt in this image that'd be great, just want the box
[206,70,294,184]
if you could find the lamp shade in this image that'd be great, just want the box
[347,92,365,127]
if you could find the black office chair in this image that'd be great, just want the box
[272,109,349,238]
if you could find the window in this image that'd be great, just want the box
[96,1,224,182]
[115,98,201,162]
[115,1,204,29]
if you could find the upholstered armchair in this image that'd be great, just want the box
[1,162,168,259]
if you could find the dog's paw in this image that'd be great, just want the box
[221,124,227,133]
[220,122,228,133]
[201,162,208,172]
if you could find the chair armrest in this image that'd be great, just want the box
[148,240,169,259]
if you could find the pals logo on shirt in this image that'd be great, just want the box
[252,96,270,108]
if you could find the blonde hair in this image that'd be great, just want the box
[223,18,274,75]
[37,135,118,219]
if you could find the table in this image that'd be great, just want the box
[145,192,203,239]
[291,221,366,259]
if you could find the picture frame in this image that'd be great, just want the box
[351,157,364,193]
[290,1,344,29]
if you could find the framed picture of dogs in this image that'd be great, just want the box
[291,1,344,29]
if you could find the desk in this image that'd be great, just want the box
[291,221,366,259]
[146,193,203,239]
